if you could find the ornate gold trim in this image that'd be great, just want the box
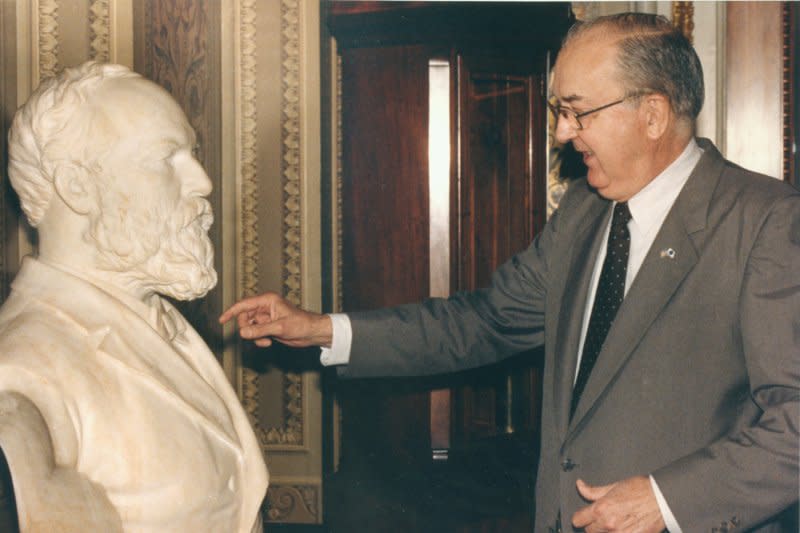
[239,0,305,449]
[237,0,264,438]
[38,0,60,79]
[672,1,695,44]
[281,0,302,307]
[274,0,305,448]
[265,484,319,523]
[238,0,259,301]
[89,0,110,62]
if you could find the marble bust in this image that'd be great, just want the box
[0,62,268,532]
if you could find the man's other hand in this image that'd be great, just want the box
[219,292,333,348]
[571,476,665,533]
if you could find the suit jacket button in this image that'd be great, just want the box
[561,458,577,471]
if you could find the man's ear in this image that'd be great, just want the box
[642,93,670,140]
[52,163,95,215]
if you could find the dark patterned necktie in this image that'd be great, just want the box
[571,202,632,419]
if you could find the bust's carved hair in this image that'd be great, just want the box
[8,62,140,226]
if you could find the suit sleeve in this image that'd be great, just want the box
[653,194,800,530]
[340,182,585,379]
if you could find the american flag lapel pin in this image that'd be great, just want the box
[660,248,677,259]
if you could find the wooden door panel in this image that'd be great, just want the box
[341,45,430,310]
[454,54,547,444]
[339,44,434,464]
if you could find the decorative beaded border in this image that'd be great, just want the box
[38,0,60,79]
[89,0,110,62]
[240,0,305,449]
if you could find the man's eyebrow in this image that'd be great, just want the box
[557,94,583,104]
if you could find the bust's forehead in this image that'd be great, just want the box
[96,76,179,111]
[92,77,194,140]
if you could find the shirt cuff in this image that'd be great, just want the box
[319,313,352,366]
[649,475,683,533]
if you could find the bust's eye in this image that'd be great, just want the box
[192,143,201,159]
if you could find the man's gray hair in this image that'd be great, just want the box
[7,61,141,226]
[564,12,704,122]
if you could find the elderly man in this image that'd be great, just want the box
[0,62,267,532]
[221,13,798,533]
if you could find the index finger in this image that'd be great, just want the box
[219,296,267,324]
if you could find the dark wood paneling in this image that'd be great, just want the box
[341,45,430,310]
[328,1,573,50]
[454,53,546,445]
[340,44,432,463]
[140,0,223,357]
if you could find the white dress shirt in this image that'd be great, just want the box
[321,138,704,532]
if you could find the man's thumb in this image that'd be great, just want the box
[576,478,614,502]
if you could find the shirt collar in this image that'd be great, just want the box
[627,138,703,235]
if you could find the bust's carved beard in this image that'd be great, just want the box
[87,195,218,300]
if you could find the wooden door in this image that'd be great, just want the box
[326,4,572,530]
[451,52,547,449]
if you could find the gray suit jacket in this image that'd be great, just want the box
[340,139,799,532]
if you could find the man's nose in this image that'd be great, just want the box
[554,114,577,145]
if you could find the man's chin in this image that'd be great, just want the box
[586,171,611,195]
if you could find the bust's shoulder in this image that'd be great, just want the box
[0,298,94,375]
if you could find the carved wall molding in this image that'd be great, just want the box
[237,0,260,302]
[89,0,110,61]
[265,483,320,523]
[38,0,60,79]
[236,0,266,441]
[281,0,303,308]
[240,0,306,450]
[275,0,305,447]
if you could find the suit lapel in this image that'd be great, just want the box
[566,140,725,434]
[552,197,611,439]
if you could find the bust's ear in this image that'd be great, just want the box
[52,164,95,215]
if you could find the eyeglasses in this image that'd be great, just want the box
[548,96,633,130]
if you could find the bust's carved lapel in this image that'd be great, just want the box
[11,259,239,448]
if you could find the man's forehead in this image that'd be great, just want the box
[552,35,621,102]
